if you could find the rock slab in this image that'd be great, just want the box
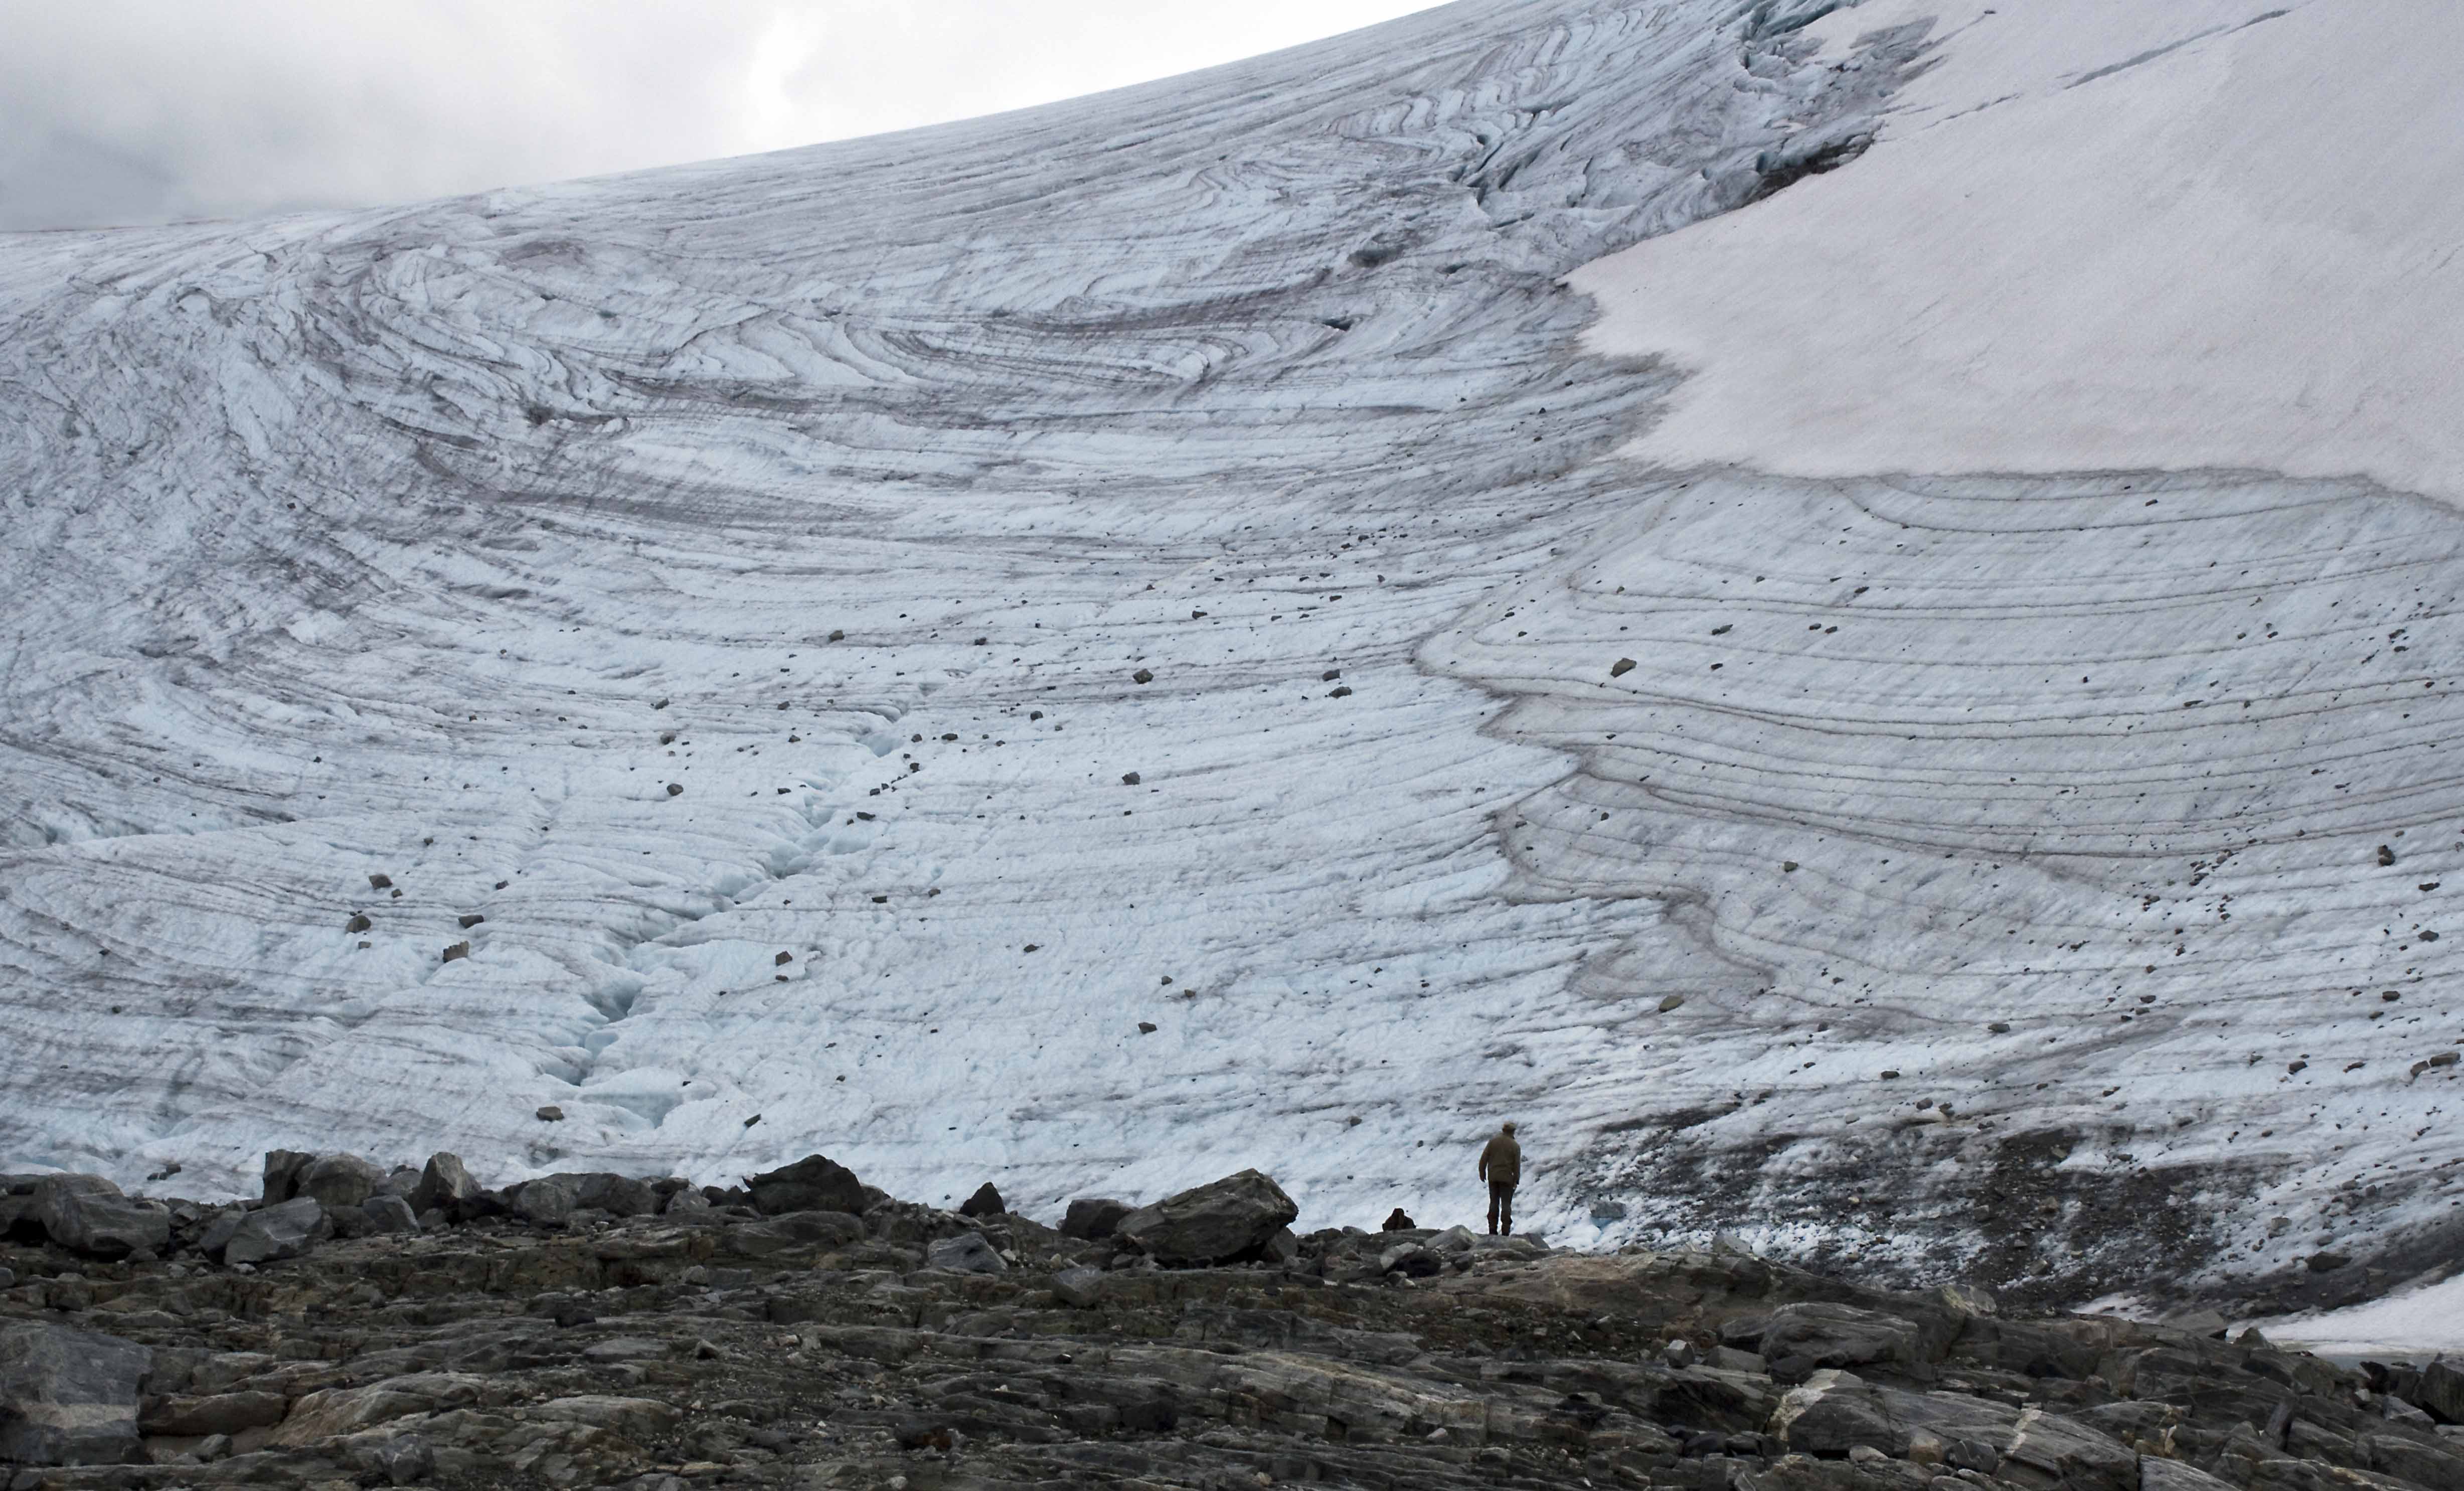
[0,1319,151,1465]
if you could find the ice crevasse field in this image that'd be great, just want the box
[6,0,2464,1338]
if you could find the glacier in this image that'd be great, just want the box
[3,0,2458,1314]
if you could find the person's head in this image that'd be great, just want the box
[1501,1121,1517,1135]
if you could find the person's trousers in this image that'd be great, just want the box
[1487,1180,1515,1235]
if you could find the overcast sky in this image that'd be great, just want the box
[0,1,1438,233]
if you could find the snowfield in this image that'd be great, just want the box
[5,0,2461,1312]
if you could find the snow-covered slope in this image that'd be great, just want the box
[3,0,2456,1309]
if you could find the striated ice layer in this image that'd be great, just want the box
[2,0,2458,1311]
[0,0,1913,1222]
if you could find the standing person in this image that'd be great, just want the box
[1479,1121,1521,1235]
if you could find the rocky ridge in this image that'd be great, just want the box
[10,1154,2464,1489]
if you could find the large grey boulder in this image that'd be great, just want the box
[196,1207,248,1259]
[576,1173,659,1217]
[0,1319,151,1465]
[1061,1197,1131,1240]
[221,1197,330,1265]
[407,1152,482,1217]
[362,1194,419,1234]
[32,1175,170,1260]
[662,1184,713,1216]
[1113,1169,1299,1266]
[298,1153,385,1209]
[261,1149,315,1204]
[927,1231,1008,1274]
[2417,1358,2464,1423]
[509,1174,583,1226]
[1051,1265,1106,1308]
[746,1153,866,1216]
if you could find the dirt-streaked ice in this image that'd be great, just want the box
[5,0,2461,1311]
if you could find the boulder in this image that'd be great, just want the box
[928,1231,1009,1274]
[362,1194,419,1234]
[32,1175,169,1259]
[222,1197,329,1266]
[1061,1197,1132,1240]
[1773,1371,2015,1460]
[663,1185,713,1216]
[407,1152,481,1217]
[509,1174,582,1227]
[1760,1301,1936,1375]
[2419,1358,2464,1424]
[576,1173,659,1218]
[746,1153,866,1216]
[261,1150,315,1205]
[958,1181,1007,1218]
[1052,1265,1106,1308]
[298,1153,385,1209]
[1994,1406,2139,1490]
[1113,1169,1299,1266]
[196,1208,248,1259]
[0,1319,151,1465]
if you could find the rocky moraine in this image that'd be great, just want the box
[9,1153,2464,1490]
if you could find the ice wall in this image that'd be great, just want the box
[4,0,2457,1309]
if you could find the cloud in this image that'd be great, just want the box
[0,0,1438,233]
